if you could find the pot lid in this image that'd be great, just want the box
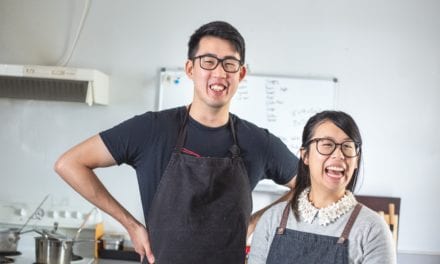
[36,228,69,241]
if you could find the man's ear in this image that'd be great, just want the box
[185,60,194,80]
[239,65,247,82]
[300,148,309,165]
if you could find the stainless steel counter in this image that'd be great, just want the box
[92,259,138,264]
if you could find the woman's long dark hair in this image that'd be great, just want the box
[291,110,363,219]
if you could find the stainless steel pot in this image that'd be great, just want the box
[0,195,49,253]
[34,207,98,263]
[0,228,20,252]
[35,236,73,264]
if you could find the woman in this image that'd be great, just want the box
[248,111,396,264]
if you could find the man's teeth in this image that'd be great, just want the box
[210,85,225,91]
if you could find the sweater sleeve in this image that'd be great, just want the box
[356,209,397,264]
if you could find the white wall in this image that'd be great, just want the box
[1,0,439,254]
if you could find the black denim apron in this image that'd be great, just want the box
[147,108,252,264]
[266,202,363,264]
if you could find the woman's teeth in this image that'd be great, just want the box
[325,166,345,178]
[326,166,344,172]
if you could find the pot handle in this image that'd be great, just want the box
[73,207,97,241]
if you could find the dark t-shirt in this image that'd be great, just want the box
[100,106,298,220]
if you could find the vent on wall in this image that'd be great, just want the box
[0,64,109,106]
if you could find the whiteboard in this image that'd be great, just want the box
[158,69,337,156]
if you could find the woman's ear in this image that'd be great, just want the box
[300,147,309,165]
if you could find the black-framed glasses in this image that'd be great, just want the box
[191,54,243,73]
[305,138,361,158]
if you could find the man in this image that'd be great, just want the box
[55,21,298,264]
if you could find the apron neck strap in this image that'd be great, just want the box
[229,115,238,144]
[276,202,292,235]
[175,105,191,152]
[228,115,240,158]
[337,203,363,244]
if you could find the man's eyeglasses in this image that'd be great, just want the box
[191,54,243,73]
[305,138,361,158]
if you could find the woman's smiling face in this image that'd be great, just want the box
[302,120,359,198]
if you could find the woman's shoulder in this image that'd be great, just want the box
[357,204,388,225]
[260,201,290,223]
[352,203,393,238]
[271,200,290,213]
[350,203,397,263]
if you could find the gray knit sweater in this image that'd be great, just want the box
[248,201,396,264]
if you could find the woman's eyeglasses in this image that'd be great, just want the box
[305,138,361,158]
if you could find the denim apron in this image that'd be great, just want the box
[146,108,252,264]
[266,202,363,264]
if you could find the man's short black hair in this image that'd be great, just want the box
[188,21,245,64]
